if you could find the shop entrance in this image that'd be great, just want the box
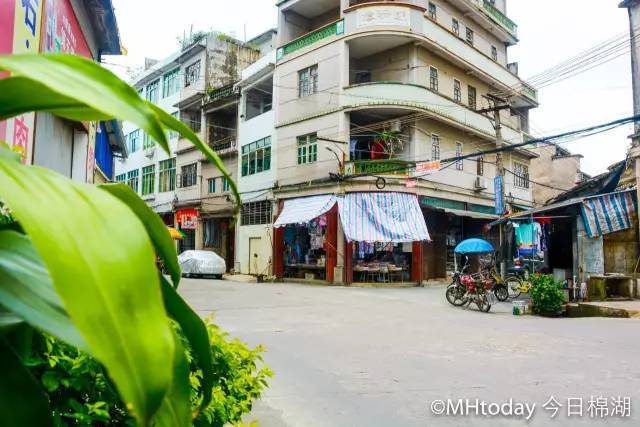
[282,217,329,281]
[352,242,412,283]
[179,228,195,253]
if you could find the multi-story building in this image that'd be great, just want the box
[1,0,124,182]
[529,144,588,206]
[270,0,539,282]
[115,32,265,270]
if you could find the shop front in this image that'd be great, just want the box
[341,192,431,285]
[176,208,198,253]
[273,195,338,283]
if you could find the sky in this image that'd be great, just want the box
[105,0,634,176]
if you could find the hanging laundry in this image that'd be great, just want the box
[515,223,537,257]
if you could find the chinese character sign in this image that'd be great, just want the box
[494,175,505,215]
[0,0,44,163]
[177,209,199,230]
[41,0,90,57]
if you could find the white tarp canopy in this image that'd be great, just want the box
[273,194,337,228]
[338,192,431,243]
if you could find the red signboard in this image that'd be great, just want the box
[176,209,199,230]
[41,0,91,57]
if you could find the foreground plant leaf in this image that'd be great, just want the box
[0,230,86,349]
[0,339,53,427]
[0,54,169,152]
[161,276,213,414]
[0,156,175,425]
[100,183,181,288]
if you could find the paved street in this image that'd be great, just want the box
[180,279,640,426]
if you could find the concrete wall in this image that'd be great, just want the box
[236,224,274,275]
[603,220,639,274]
[205,37,261,90]
[33,113,74,178]
[530,145,582,205]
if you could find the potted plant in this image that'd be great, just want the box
[530,274,566,317]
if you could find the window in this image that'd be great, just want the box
[141,165,155,196]
[127,130,140,153]
[162,69,180,98]
[146,79,159,103]
[468,85,477,110]
[207,178,216,194]
[187,112,201,133]
[298,65,318,97]
[241,201,272,226]
[455,142,463,171]
[203,219,223,248]
[185,60,201,87]
[477,156,484,176]
[428,2,437,20]
[127,169,139,193]
[222,177,231,192]
[158,158,176,192]
[466,28,474,45]
[143,132,154,149]
[431,134,440,161]
[453,79,461,103]
[452,18,460,36]
[241,137,271,176]
[115,173,126,183]
[514,162,530,189]
[297,133,318,165]
[137,87,144,98]
[181,163,198,188]
[491,46,498,61]
[429,67,438,92]
[169,112,179,140]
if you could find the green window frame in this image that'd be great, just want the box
[222,177,231,192]
[141,165,155,196]
[207,178,216,194]
[146,79,159,103]
[162,68,180,98]
[158,158,176,192]
[115,173,126,183]
[241,137,271,177]
[127,169,139,194]
[128,129,140,153]
[297,133,317,165]
[143,132,154,149]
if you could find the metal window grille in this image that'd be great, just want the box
[298,65,318,97]
[514,162,530,189]
[431,135,440,161]
[429,67,438,92]
[141,165,155,196]
[468,86,477,110]
[185,60,201,87]
[455,142,463,171]
[180,163,198,188]
[466,28,474,45]
[453,80,461,103]
[241,201,272,226]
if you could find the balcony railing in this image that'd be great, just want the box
[481,0,517,38]
[276,19,345,61]
[208,136,237,157]
[344,159,415,177]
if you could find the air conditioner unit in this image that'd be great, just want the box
[390,119,402,133]
[144,146,156,158]
[475,176,487,190]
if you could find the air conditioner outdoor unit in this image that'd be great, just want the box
[475,176,487,190]
[144,146,156,158]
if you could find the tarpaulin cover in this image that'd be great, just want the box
[581,190,637,238]
[274,194,336,228]
[338,192,431,243]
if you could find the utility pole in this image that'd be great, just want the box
[478,94,510,277]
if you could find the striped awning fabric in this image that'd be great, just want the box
[273,194,337,228]
[338,192,431,243]
[581,190,637,238]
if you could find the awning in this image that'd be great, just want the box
[338,192,431,243]
[581,190,637,238]
[443,208,498,220]
[273,195,336,228]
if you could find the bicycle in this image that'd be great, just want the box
[505,274,533,299]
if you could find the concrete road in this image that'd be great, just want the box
[179,279,640,427]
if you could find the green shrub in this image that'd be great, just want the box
[25,318,272,426]
[529,274,565,315]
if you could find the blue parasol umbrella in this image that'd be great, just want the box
[454,238,495,254]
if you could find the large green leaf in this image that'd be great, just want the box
[149,104,241,212]
[152,331,192,427]
[99,183,181,288]
[0,230,86,350]
[0,339,53,427]
[161,276,213,414]
[0,54,169,153]
[0,157,175,425]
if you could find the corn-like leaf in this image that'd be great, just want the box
[0,54,169,153]
[0,230,86,350]
[100,183,181,288]
[0,339,53,427]
[161,276,213,413]
[0,157,175,425]
[152,331,191,427]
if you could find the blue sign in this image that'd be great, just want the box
[494,176,504,215]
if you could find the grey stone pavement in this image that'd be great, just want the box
[179,278,640,427]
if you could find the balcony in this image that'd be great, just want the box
[208,136,238,158]
[177,78,205,109]
[342,81,525,144]
[481,0,517,38]
[276,19,344,61]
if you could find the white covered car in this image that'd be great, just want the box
[178,250,226,279]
